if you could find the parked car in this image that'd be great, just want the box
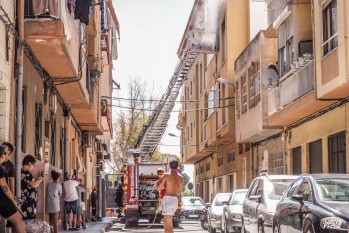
[180,196,205,220]
[207,193,231,233]
[242,173,297,233]
[221,189,248,233]
[273,173,349,233]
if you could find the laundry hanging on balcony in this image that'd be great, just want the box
[74,0,91,25]
[30,0,59,18]
[101,0,109,33]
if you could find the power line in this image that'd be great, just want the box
[102,95,235,103]
[108,103,235,113]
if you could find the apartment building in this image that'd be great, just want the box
[265,0,349,175]
[0,0,118,230]
[177,0,269,202]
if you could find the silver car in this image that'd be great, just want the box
[207,193,231,233]
[242,173,297,233]
[221,189,248,233]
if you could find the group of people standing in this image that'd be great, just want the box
[0,142,89,233]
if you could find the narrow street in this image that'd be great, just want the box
[108,220,207,233]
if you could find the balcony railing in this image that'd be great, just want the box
[267,0,289,26]
[268,60,314,115]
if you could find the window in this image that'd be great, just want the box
[221,19,227,61]
[35,103,42,160]
[196,168,199,175]
[50,118,56,166]
[322,0,338,56]
[287,179,303,197]
[236,81,240,118]
[222,83,226,124]
[190,81,193,96]
[242,157,247,188]
[299,179,312,202]
[241,75,247,114]
[255,180,264,196]
[227,151,235,163]
[190,123,193,139]
[239,144,244,154]
[229,174,234,192]
[279,46,286,77]
[328,131,346,173]
[292,146,302,175]
[218,156,224,166]
[217,177,222,192]
[205,162,210,171]
[200,111,203,143]
[247,180,260,198]
[249,62,261,108]
[187,126,189,142]
[309,139,323,173]
[245,143,250,152]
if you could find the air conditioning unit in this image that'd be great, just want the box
[49,94,57,113]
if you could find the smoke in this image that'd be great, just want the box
[186,0,224,52]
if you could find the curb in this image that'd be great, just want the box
[100,219,117,233]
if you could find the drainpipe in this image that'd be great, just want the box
[15,65,23,197]
[15,0,24,198]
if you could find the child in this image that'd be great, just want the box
[155,168,165,213]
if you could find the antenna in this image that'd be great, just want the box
[261,66,279,87]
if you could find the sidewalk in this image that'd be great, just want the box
[59,217,117,233]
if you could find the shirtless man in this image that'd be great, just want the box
[155,160,183,233]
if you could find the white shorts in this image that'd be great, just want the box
[162,196,178,216]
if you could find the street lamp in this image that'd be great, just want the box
[217,77,235,89]
[168,133,180,138]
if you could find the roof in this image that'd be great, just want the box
[177,0,199,57]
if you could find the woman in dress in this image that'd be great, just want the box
[21,154,44,220]
[0,146,26,233]
[46,170,62,233]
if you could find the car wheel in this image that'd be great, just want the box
[201,219,209,230]
[304,222,315,233]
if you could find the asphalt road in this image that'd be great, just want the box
[108,219,209,233]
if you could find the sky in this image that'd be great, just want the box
[112,0,195,179]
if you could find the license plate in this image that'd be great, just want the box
[189,214,199,218]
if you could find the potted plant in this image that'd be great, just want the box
[90,56,101,78]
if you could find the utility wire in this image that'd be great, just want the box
[102,95,235,103]
[108,103,235,113]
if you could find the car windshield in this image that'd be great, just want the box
[182,198,204,206]
[214,194,231,206]
[230,192,246,205]
[316,179,349,202]
[268,179,295,200]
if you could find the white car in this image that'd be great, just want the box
[207,193,231,233]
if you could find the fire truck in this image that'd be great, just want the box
[123,154,180,227]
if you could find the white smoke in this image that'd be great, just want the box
[187,0,224,52]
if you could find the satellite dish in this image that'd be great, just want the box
[262,68,279,87]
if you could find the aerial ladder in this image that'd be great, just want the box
[133,52,198,161]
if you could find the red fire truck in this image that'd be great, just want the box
[123,159,180,227]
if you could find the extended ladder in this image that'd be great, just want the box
[133,52,197,161]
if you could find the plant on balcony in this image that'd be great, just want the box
[90,56,101,78]
[101,99,108,114]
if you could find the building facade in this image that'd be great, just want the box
[0,0,118,231]
[177,0,268,202]
[178,0,349,202]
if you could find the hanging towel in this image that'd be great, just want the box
[74,0,90,25]
[101,0,109,33]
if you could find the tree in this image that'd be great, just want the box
[110,77,161,173]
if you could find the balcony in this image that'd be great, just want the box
[24,1,91,105]
[99,101,113,139]
[234,31,280,142]
[176,109,186,130]
[267,61,333,126]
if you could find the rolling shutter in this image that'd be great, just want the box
[309,140,323,173]
[292,147,302,175]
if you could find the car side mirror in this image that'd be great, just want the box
[291,194,304,205]
[205,203,211,208]
[222,201,229,206]
[248,195,262,203]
